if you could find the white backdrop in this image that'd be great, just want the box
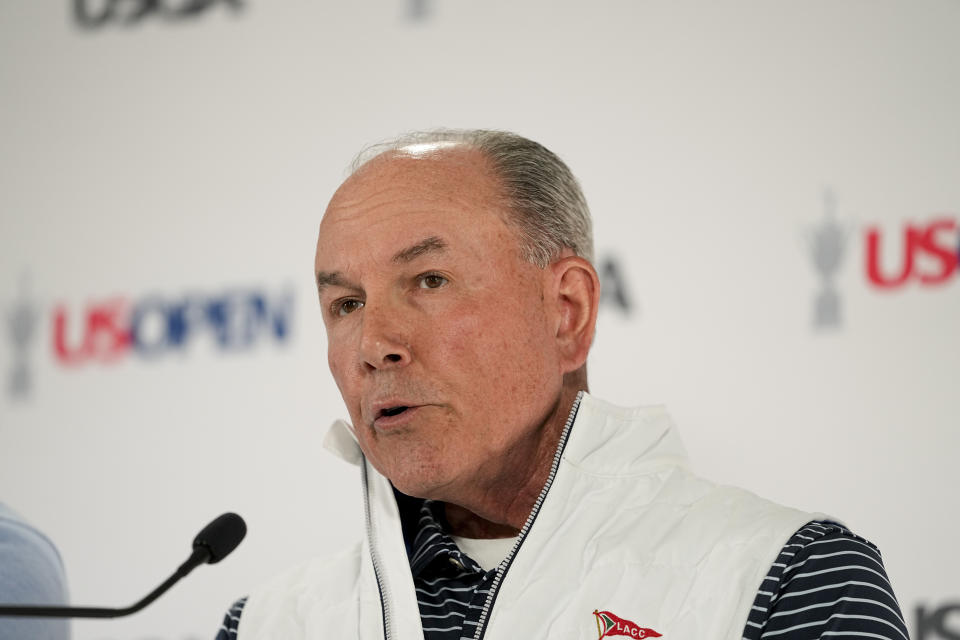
[1,2,958,639]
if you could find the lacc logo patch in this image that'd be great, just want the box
[592,610,661,639]
[52,288,292,365]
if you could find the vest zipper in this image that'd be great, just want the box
[361,460,394,640]
[470,390,584,640]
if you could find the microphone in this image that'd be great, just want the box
[0,512,246,619]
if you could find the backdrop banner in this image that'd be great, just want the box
[1,2,957,639]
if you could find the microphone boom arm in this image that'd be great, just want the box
[0,512,245,619]
[0,546,209,619]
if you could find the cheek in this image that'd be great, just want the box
[327,338,359,401]
[433,290,555,388]
[326,341,343,381]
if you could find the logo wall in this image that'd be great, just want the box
[5,276,40,399]
[807,191,850,328]
[3,281,293,399]
[915,601,960,640]
[5,251,634,400]
[866,217,959,289]
[53,289,292,365]
[74,0,243,29]
[806,191,958,329]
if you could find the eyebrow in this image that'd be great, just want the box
[392,236,447,264]
[316,236,448,293]
[315,271,355,294]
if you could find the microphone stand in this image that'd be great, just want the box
[0,512,245,619]
[0,547,209,619]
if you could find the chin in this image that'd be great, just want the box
[385,465,453,501]
[369,441,455,500]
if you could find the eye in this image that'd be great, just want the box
[418,273,449,289]
[334,298,364,317]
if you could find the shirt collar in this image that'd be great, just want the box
[408,499,485,577]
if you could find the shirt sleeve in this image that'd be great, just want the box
[742,520,908,640]
[214,596,247,640]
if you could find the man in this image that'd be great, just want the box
[217,130,907,639]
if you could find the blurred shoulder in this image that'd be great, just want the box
[0,503,68,603]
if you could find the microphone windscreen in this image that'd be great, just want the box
[192,513,246,564]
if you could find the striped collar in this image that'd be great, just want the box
[408,499,486,578]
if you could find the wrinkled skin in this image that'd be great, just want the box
[315,146,598,535]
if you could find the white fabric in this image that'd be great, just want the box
[239,393,823,640]
[449,535,517,572]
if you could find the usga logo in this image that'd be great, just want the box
[592,610,662,639]
[865,216,959,289]
[805,198,958,331]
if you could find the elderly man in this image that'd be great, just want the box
[217,130,906,639]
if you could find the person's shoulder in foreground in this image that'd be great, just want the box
[0,503,71,640]
[214,129,905,639]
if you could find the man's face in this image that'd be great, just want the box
[315,147,565,500]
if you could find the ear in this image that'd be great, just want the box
[548,255,600,375]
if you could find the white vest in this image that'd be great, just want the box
[239,393,821,639]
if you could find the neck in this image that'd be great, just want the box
[441,382,584,538]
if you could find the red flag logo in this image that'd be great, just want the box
[593,609,662,639]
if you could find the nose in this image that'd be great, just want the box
[358,301,411,372]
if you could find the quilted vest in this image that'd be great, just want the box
[239,392,819,639]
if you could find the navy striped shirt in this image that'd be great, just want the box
[742,521,907,639]
[408,500,495,638]
[216,505,906,640]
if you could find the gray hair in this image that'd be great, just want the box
[350,129,594,266]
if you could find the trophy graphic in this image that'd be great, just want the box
[6,274,39,399]
[407,0,430,20]
[805,189,849,329]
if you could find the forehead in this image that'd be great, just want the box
[316,148,516,267]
